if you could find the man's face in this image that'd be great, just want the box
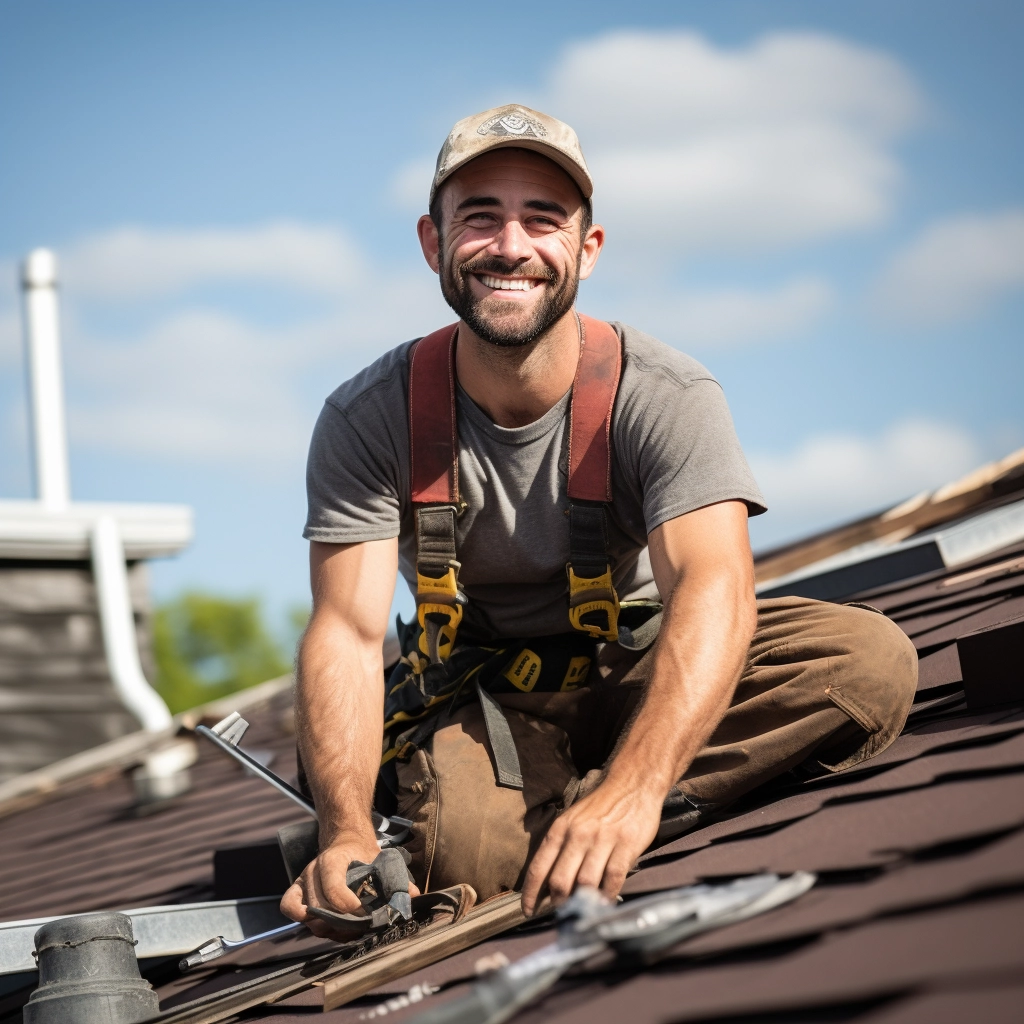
[420,149,599,347]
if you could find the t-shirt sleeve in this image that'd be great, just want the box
[303,399,404,544]
[623,372,767,533]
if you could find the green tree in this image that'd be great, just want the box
[153,592,293,714]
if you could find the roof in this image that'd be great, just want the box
[0,500,193,560]
[1,480,1023,1021]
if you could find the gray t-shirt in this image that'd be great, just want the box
[305,322,766,640]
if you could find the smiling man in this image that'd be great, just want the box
[282,105,918,929]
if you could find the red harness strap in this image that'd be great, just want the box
[568,314,622,502]
[408,316,622,502]
[409,323,460,504]
[407,316,623,645]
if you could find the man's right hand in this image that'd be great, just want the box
[280,833,395,939]
[289,540,406,938]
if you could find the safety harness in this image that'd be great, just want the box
[408,313,624,660]
[378,315,625,796]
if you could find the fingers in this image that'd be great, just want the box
[521,823,565,916]
[314,845,365,914]
[522,813,603,915]
[522,787,660,915]
[598,849,633,901]
[279,880,307,923]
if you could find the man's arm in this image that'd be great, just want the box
[280,538,412,934]
[521,499,757,914]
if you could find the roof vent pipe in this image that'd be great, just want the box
[24,912,159,1024]
[21,249,71,510]
[91,515,173,731]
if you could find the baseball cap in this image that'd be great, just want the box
[430,104,593,204]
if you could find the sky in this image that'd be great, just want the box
[1,0,1022,629]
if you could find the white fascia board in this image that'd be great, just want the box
[0,500,193,560]
[756,498,1024,596]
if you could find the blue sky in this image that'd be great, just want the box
[1,0,1022,629]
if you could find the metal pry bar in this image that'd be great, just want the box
[197,712,318,819]
[179,920,306,971]
[196,713,413,846]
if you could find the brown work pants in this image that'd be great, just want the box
[396,597,919,900]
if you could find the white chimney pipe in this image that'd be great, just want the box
[21,248,71,509]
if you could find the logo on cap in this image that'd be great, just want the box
[478,110,547,139]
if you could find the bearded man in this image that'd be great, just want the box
[282,105,917,929]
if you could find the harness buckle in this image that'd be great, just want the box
[416,566,464,663]
[566,564,620,641]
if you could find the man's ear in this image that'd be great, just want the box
[578,223,605,282]
[417,215,441,274]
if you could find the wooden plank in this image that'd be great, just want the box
[147,893,525,1023]
[322,892,525,1010]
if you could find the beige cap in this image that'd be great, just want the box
[430,104,592,204]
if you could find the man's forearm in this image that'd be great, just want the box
[603,568,756,798]
[295,616,385,846]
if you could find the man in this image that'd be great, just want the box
[282,104,917,931]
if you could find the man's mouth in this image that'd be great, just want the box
[475,273,541,292]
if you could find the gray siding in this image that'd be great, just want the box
[0,561,154,782]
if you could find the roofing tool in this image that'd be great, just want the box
[408,872,817,1024]
[179,849,416,971]
[196,712,412,846]
[178,920,305,971]
[306,848,415,936]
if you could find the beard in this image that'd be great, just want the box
[439,246,581,348]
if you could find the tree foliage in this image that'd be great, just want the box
[152,592,298,714]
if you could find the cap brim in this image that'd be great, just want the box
[431,138,593,203]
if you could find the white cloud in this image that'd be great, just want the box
[548,31,921,253]
[0,261,21,369]
[66,310,315,463]
[59,222,365,301]
[50,226,451,467]
[406,30,919,255]
[749,419,981,541]
[874,208,1024,324]
[391,157,436,213]
[602,276,832,348]
[0,305,20,369]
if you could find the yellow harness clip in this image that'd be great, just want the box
[417,566,464,662]
[567,564,620,641]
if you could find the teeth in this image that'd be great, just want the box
[479,274,536,291]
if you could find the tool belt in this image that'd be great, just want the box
[380,315,641,800]
[379,602,662,802]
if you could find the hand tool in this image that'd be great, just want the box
[179,920,306,971]
[196,712,412,846]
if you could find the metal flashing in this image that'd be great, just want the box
[758,497,1024,600]
[0,897,288,975]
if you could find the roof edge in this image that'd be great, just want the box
[0,674,293,821]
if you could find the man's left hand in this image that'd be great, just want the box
[520,778,663,916]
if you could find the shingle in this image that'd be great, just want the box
[851,983,1024,1024]
[625,772,1024,889]
[627,729,1024,888]
[536,893,1024,1024]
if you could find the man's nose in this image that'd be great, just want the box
[488,219,532,262]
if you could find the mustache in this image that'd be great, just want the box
[457,255,557,282]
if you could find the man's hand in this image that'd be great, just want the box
[279,833,421,939]
[521,779,663,915]
[522,501,756,917]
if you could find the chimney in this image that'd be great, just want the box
[21,248,71,509]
